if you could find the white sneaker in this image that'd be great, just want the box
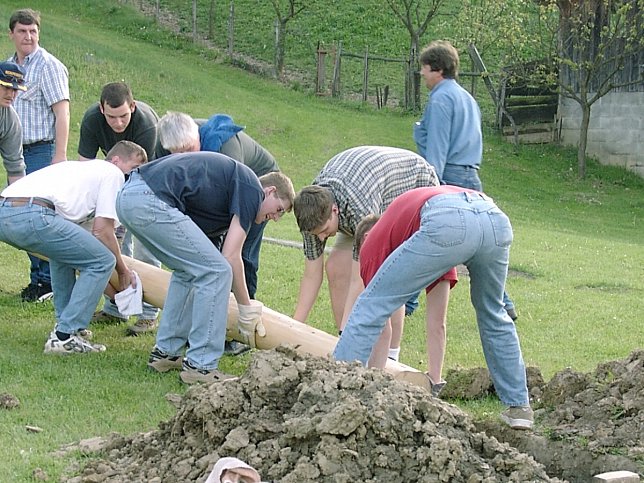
[44,332,106,354]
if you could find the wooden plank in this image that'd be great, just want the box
[503,105,557,126]
[505,95,558,107]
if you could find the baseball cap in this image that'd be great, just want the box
[0,61,27,91]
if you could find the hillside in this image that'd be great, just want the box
[0,0,642,481]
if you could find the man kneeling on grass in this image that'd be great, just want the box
[333,186,534,430]
[0,141,147,354]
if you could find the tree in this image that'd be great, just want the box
[208,0,217,39]
[548,0,643,178]
[385,0,449,108]
[452,0,553,65]
[270,0,307,78]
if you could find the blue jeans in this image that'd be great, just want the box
[441,164,514,312]
[211,220,266,299]
[24,142,55,285]
[0,200,115,334]
[116,172,232,370]
[442,164,483,192]
[242,219,267,299]
[101,229,161,320]
[334,192,529,406]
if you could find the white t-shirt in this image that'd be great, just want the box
[1,160,124,224]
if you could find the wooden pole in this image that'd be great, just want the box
[111,256,431,389]
[316,42,327,95]
[227,1,234,60]
[362,46,369,102]
[331,41,342,97]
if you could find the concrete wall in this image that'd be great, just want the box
[558,92,644,178]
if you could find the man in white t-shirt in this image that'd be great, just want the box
[0,141,147,354]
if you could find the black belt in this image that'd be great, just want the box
[23,140,54,149]
[0,196,55,210]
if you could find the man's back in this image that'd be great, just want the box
[314,145,439,234]
[1,160,124,223]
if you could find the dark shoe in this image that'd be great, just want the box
[179,359,237,384]
[427,376,447,397]
[21,282,52,302]
[506,307,518,321]
[126,318,158,336]
[20,283,38,302]
[147,347,183,373]
[36,282,53,302]
[90,311,127,325]
[224,340,251,356]
[501,406,534,430]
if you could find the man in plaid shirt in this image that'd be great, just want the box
[8,8,70,302]
[293,146,439,339]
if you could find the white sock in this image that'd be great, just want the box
[388,347,400,361]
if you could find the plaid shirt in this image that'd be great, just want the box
[11,47,69,144]
[302,146,439,260]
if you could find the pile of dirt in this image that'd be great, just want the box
[478,349,644,482]
[62,346,560,482]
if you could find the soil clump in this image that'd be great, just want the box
[478,349,644,482]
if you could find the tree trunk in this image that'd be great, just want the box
[577,102,591,179]
[274,19,287,78]
[208,0,216,39]
[192,0,198,42]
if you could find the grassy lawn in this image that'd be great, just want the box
[0,0,642,480]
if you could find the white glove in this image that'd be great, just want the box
[237,300,265,348]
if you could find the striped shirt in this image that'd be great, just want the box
[302,146,439,260]
[10,47,69,144]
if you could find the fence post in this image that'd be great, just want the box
[404,58,410,109]
[192,0,198,43]
[227,1,234,60]
[332,41,342,98]
[362,46,369,102]
[316,42,327,95]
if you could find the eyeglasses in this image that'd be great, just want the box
[276,197,286,218]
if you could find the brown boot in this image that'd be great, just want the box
[126,318,158,336]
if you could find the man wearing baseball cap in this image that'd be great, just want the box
[0,60,26,186]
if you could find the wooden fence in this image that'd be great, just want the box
[316,42,415,109]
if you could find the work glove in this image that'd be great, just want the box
[237,300,265,348]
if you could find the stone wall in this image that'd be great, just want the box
[558,92,644,178]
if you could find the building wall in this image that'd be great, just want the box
[558,92,644,178]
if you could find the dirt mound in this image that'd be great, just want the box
[478,349,644,482]
[63,347,559,482]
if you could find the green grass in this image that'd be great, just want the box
[0,0,643,480]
